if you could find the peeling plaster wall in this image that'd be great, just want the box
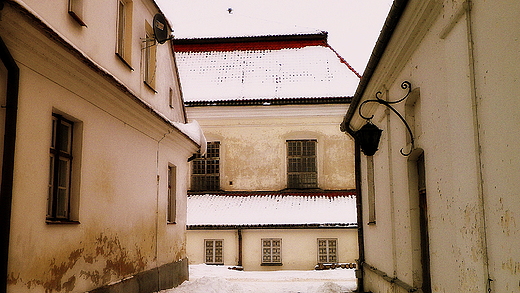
[1,2,193,292]
[187,104,355,191]
[354,0,520,292]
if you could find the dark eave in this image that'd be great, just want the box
[188,190,356,197]
[174,32,328,45]
[187,223,358,230]
[340,0,410,135]
[185,97,352,107]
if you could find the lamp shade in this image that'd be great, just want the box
[356,122,383,156]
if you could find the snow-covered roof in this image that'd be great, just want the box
[187,192,357,227]
[174,34,360,103]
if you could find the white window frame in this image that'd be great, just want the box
[261,238,282,265]
[205,239,224,265]
[318,238,338,264]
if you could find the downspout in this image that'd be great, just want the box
[353,140,365,293]
[237,228,243,267]
[0,35,20,292]
[464,1,491,291]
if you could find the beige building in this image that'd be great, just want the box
[174,32,360,271]
[0,0,203,292]
[341,0,520,292]
[186,192,358,271]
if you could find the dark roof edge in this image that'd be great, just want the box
[174,31,328,45]
[188,189,357,197]
[185,97,352,107]
[187,223,358,230]
[340,0,410,135]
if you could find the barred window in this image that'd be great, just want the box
[262,238,282,265]
[205,239,223,264]
[318,238,337,263]
[287,140,317,189]
[191,142,220,191]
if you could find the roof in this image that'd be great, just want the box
[187,192,357,228]
[174,33,360,103]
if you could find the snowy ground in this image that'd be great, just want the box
[158,264,357,293]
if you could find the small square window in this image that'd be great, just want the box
[261,238,282,265]
[205,239,223,264]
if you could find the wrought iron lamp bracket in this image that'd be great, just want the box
[358,81,415,156]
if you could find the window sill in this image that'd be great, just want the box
[46,219,80,225]
[261,263,283,266]
[167,221,177,225]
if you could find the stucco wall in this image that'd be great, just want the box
[1,2,195,292]
[187,228,358,271]
[187,104,355,191]
[351,0,520,292]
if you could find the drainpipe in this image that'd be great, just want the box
[237,229,243,267]
[464,1,491,290]
[0,35,20,293]
[353,140,365,293]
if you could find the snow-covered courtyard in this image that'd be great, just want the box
[158,264,357,293]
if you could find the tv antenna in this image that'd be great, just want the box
[153,13,173,44]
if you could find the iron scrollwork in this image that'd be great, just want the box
[358,81,415,156]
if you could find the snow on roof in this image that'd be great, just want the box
[174,38,359,102]
[187,193,357,227]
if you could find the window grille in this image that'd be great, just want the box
[205,239,223,264]
[318,238,338,263]
[287,140,317,189]
[262,238,282,264]
[191,141,220,191]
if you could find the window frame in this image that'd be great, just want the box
[68,0,87,26]
[47,114,74,222]
[116,0,133,68]
[204,239,224,265]
[287,139,318,189]
[167,164,177,224]
[190,141,220,191]
[143,21,157,90]
[261,238,282,266]
[317,238,338,264]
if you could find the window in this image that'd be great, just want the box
[167,165,176,223]
[205,239,223,264]
[318,238,338,263]
[143,21,157,89]
[262,238,282,265]
[191,141,220,191]
[68,0,86,26]
[48,114,74,221]
[287,140,317,189]
[116,0,133,67]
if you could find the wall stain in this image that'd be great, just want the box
[9,233,149,292]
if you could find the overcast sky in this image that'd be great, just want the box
[155,0,393,75]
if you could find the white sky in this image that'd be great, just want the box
[155,0,393,74]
